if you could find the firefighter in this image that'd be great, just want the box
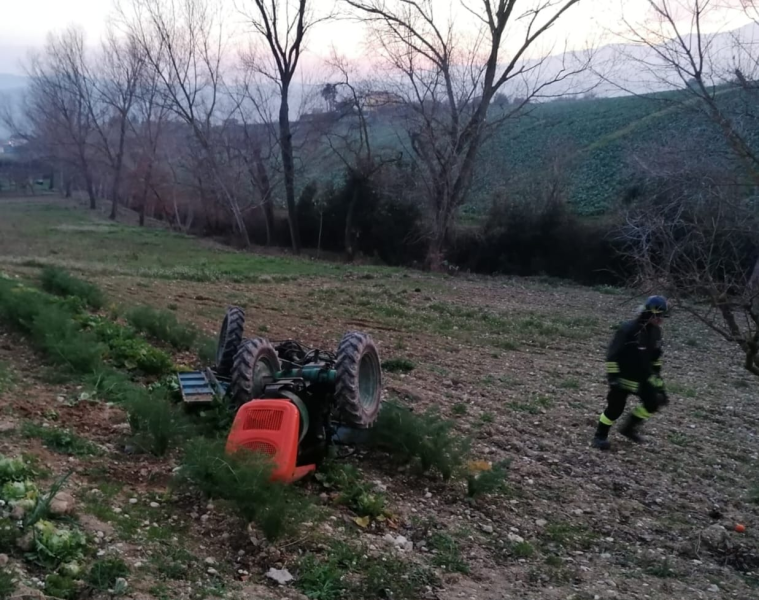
[592,295,670,450]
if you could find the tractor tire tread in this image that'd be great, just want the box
[216,306,245,377]
[335,331,382,429]
[229,337,280,410]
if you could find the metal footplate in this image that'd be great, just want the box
[178,368,228,404]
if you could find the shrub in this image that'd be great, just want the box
[40,267,105,310]
[372,402,470,481]
[21,423,99,456]
[87,557,129,591]
[466,460,511,498]
[125,389,190,457]
[30,308,105,374]
[295,553,347,600]
[178,438,308,540]
[381,358,415,374]
[125,306,198,351]
[31,520,88,568]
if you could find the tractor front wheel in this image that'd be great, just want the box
[229,338,280,410]
[215,306,245,377]
[335,332,382,428]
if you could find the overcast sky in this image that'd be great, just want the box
[0,0,752,75]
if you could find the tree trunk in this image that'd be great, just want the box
[85,175,96,209]
[64,176,72,198]
[279,85,301,254]
[345,185,360,261]
[254,152,275,246]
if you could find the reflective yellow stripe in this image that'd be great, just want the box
[599,413,615,426]
[619,379,639,392]
[605,362,620,374]
[633,405,651,419]
[648,376,664,388]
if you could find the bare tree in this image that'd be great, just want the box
[237,0,335,254]
[22,28,99,208]
[620,139,759,377]
[346,0,588,269]
[118,0,252,245]
[88,30,145,220]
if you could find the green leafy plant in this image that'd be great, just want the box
[21,423,99,456]
[372,402,471,481]
[197,337,217,364]
[467,460,511,498]
[40,266,105,310]
[0,567,16,600]
[317,463,387,518]
[125,305,198,351]
[0,518,20,553]
[178,438,308,540]
[296,553,347,600]
[0,455,30,484]
[84,317,173,375]
[31,520,88,568]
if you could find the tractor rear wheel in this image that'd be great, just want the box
[229,338,280,410]
[335,332,382,428]
[215,306,245,377]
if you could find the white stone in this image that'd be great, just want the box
[481,525,494,534]
[266,568,294,585]
[129,498,138,505]
[507,533,524,544]
[535,519,547,527]
[707,584,720,593]
[150,502,160,508]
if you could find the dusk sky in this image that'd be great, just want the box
[0,0,752,75]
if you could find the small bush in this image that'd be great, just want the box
[84,316,173,375]
[125,389,190,457]
[32,308,105,374]
[21,423,99,456]
[372,402,470,481]
[381,358,415,374]
[87,557,130,591]
[467,460,511,498]
[178,438,308,540]
[0,567,16,600]
[40,267,105,310]
[126,306,198,351]
[452,403,468,416]
[512,541,536,558]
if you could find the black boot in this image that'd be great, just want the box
[592,422,611,451]
[619,414,645,444]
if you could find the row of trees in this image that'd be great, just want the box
[2,0,589,266]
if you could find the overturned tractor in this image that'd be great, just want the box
[179,306,382,482]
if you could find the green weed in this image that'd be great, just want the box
[429,532,469,573]
[643,557,678,578]
[40,266,105,310]
[467,460,511,498]
[87,557,130,591]
[317,463,387,518]
[0,518,20,553]
[512,541,536,558]
[197,337,217,365]
[480,412,494,423]
[84,316,173,375]
[452,403,468,416]
[543,522,596,550]
[44,574,78,600]
[21,423,99,456]
[125,305,198,351]
[0,362,14,394]
[372,402,471,481]
[668,432,690,447]
[296,553,347,600]
[178,438,308,540]
[0,567,15,600]
[382,358,416,374]
[559,378,580,390]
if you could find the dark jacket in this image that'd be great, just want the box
[605,319,663,388]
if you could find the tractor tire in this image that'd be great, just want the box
[334,332,382,429]
[215,306,245,377]
[229,338,280,410]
